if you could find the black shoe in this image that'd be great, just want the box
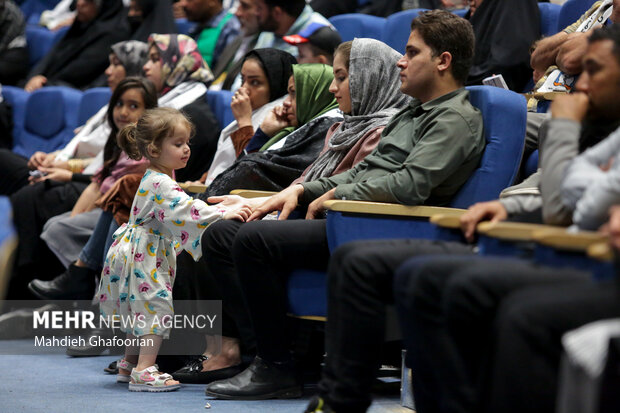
[304,395,336,412]
[205,356,302,400]
[28,262,97,300]
[172,355,244,384]
[66,327,121,357]
[104,360,118,374]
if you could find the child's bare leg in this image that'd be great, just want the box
[120,333,140,377]
[201,335,241,371]
[136,334,179,386]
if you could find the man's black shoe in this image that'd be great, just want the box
[205,356,302,400]
[28,262,96,300]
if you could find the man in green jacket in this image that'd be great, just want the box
[203,10,485,402]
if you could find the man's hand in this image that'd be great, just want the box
[556,32,589,75]
[551,93,590,122]
[459,201,508,243]
[305,188,336,220]
[231,87,253,128]
[260,106,291,137]
[247,184,305,221]
[25,75,47,92]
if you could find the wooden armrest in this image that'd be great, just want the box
[587,242,613,262]
[532,229,607,252]
[429,214,464,229]
[178,182,207,193]
[323,200,466,218]
[477,221,563,241]
[524,91,566,101]
[229,189,277,198]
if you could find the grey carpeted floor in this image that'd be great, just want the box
[0,340,412,413]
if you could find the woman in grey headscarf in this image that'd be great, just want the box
[104,40,149,90]
[299,37,411,182]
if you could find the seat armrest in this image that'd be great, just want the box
[178,183,207,193]
[587,242,613,262]
[430,214,464,229]
[532,229,607,252]
[323,200,465,218]
[229,189,277,198]
[477,221,563,241]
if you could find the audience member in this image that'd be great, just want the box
[466,0,540,91]
[144,33,221,181]
[210,0,261,90]
[127,0,177,42]
[0,0,28,86]
[205,48,297,185]
[203,63,342,196]
[202,10,484,401]
[180,0,241,68]
[253,0,330,57]
[172,37,410,385]
[283,22,342,64]
[24,0,129,92]
[0,39,149,196]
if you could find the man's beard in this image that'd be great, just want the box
[258,12,278,32]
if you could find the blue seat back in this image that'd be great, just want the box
[328,13,386,42]
[524,149,539,178]
[206,90,234,129]
[13,86,82,158]
[26,25,69,67]
[450,86,526,208]
[382,9,428,52]
[0,196,17,300]
[175,18,196,35]
[557,0,597,31]
[452,8,468,18]
[78,87,111,126]
[538,2,562,37]
[19,0,61,20]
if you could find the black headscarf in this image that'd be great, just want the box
[130,0,176,42]
[27,0,129,89]
[467,0,540,91]
[242,48,297,102]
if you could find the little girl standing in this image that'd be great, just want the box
[97,107,251,392]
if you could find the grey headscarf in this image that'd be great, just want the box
[111,40,149,77]
[303,38,411,181]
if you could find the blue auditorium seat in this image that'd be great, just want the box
[538,2,562,37]
[288,86,527,318]
[452,8,468,18]
[524,149,539,178]
[557,0,597,31]
[25,25,69,67]
[328,13,386,42]
[18,0,61,21]
[206,90,234,129]
[12,87,82,158]
[382,9,428,52]
[175,18,196,35]
[78,87,111,126]
[0,196,17,300]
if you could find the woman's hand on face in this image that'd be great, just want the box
[231,87,253,128]
[28,166,72,185]
[260,106,291,137]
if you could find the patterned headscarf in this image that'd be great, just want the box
[111,40,149,77]
[148,33,214,95]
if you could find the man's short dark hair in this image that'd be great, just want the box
[410,10,475,85]
[264,0,305,18]
[589,25,620,64]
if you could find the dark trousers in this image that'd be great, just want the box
[393,255,592,413]
[319,239,473,412]
[0,149,29,195]
[203,219,332,359]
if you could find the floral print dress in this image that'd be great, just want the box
[97,169,226,338]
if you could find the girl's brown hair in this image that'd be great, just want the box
[117,107,194,161]
[334,41,353,70]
